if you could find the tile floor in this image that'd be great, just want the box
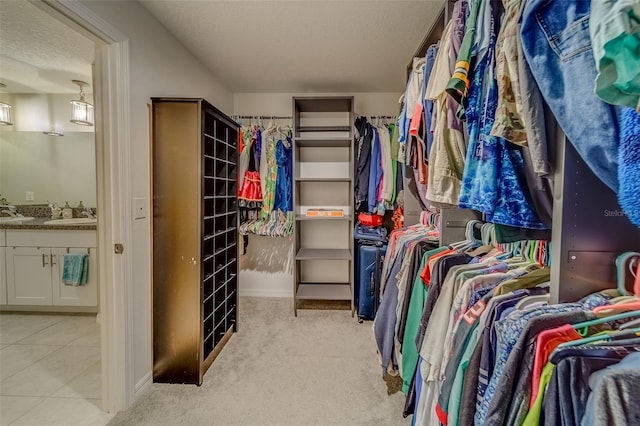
[0,314,114,426]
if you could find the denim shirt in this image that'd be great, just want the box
[520,0,620,191]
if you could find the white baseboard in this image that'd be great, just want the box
[134,371,152,399]
[239,270,291,298]
[239,288,291,298]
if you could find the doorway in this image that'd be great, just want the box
[0,1,109,424]
[1,0,131,422]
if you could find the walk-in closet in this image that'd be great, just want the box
[2,0,639,425]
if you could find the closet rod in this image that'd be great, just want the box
[356,115,397,119]
[234,115,292,120]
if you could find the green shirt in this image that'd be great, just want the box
[445,0,483,118]
[522,362,554,426]
[447,325,481,426]
[401,246,448,394]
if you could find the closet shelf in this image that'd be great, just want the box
[295,214,353,221]
[203,133,237,147]
[294,177,352,182]
[214,211,236,218]
[294,97,353,113]
[295,283,351,300]
[296,248,351,261]
[297,125,351,133]
[294,137,351,148]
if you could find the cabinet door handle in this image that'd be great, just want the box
[51,255,57,266]
[42,253,48,267]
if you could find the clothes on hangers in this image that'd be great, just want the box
[379,226,640,426]
[273,134,292,213]
[354,116,402,215]
[368,215,640,426]
[590,0,640,110]
[521,0,620,192]
[237,121,293,239]
[238,130,263,210]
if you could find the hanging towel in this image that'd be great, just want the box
[618,107,640,228]
[62,253,89,286]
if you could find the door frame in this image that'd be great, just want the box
[36,0,134,412]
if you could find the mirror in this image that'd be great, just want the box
[0,0,95,209]
[0,130,95,207]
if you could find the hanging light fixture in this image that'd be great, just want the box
[0,83,12,126]
[69,80,94,126]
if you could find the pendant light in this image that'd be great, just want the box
[69,80,94,126]
[0,83,12,126]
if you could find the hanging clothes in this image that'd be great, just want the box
[273,133,292,213]
[237,120,293,238]
[520,0,620,191]
[260,133,278,219]
[368,126,383,213]
[354,116,401,215]
[238,136,263,210]
[590,0,640,110]
[354,116,373,212]
[374,217,640,426]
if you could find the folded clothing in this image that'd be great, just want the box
[62,253,89,286]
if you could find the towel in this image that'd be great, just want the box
[62,253,89,286]
[618,107,640,228]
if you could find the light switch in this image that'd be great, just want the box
[26,191,34,201]
[133,197,147,219]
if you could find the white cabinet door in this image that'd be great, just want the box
[0,247,6,305]
[6,247,53,305]
[51,247,98,307]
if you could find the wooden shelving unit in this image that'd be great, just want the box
[292,96,354,315]
[151,98,238,385]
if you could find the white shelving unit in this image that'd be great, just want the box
[292,96,354,315]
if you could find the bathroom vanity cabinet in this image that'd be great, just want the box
[0,230,6,305]
[2,229,98,311]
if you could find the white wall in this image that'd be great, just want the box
[78,0,234,396]
[234,92,400,297]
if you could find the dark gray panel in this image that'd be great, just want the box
[440,208,482,246]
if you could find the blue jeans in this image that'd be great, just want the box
[520,0,620,191]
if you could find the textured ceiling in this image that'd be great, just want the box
[0,1,443,95]
[140,0,443,93]
[0,1,94,94]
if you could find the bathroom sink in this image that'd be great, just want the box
[44,218,97,225]
[0,216,35,223]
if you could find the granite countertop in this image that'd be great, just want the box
[0,217,97,231]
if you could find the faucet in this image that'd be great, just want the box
[0,205,22,218]
[47,200,62,219]
[81,207,96,219]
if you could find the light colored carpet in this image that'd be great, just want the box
[108,297,410,426]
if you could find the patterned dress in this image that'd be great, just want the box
[260,136,278,219]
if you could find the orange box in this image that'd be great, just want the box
[305,209,344,217]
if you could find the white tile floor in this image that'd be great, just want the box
[0,314,114,426]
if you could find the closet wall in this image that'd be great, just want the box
[234,92,400,297]
[76,0,234,398]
